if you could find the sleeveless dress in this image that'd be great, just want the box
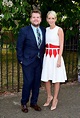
[41,26,67,83]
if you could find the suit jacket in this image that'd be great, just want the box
[16,25,46,66]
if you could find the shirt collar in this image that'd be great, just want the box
[31,24,40,30]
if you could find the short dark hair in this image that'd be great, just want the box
[30,9,41,18]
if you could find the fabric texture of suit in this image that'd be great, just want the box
[16,25,45,66]
[16,25,46,105]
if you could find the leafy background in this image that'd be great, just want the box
[0,0,80,41]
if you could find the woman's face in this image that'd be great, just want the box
[46,13,56,26]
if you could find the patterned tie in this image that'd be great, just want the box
[36,28,41,48]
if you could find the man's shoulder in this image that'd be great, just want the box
[19,25,31,34]
[21,25,31,30]
[40,26,46,31]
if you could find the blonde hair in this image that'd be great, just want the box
[47,10,57,19]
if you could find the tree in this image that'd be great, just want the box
[0,0,80,41]
[0,0,31,41]
[40,0,80,39]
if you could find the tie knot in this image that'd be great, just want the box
[36,28,39,33]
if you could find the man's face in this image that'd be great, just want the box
[30,13,41,27]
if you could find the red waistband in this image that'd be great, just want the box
[46,44,60,48]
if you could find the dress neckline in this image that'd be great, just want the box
[49,26,57,30]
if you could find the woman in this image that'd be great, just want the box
[41,11,67,110]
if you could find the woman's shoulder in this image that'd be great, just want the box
[46,27,50,30]
[56,26,63,34]
[56,25,60,29]
[56,25,62,30]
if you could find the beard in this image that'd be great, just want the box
[31,23,40,27]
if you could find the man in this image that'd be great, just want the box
[16,9,45,113]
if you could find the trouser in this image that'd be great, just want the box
[21,58,42,105]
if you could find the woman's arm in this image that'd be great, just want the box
[57,27,64,67]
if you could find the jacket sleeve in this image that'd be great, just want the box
[16,28,25,63]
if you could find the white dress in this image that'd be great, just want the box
[41,26,67,83]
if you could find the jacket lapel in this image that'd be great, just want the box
[29,25,38,46]
[29,25,44,48]
[40,26,44,46]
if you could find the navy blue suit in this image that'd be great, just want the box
[16,25,45,105]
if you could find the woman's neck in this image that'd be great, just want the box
[50,25,56,29]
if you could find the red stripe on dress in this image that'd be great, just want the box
[45,44,60,57]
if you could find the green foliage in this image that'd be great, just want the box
[0,0,31,40]
[0,0,80,41]
[40,0,80,39]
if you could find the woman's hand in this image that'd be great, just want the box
[57,56,61,67]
